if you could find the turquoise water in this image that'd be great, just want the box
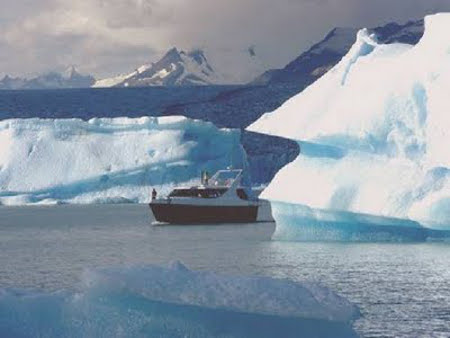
[1,204,449,337]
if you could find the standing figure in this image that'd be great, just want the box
[152,188,157,200]
[204,171,209,186]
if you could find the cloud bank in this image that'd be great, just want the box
[1,0,450,78]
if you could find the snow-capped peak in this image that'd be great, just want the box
[0,67,95,90]
[93,46,267,88]
[0,74,26,90]
[98,47,221,87]
[62,66,78,79]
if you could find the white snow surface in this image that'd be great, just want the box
[248,13,450,229]
[0,116,245,205]
[83,261,360,323]
[92,71,136,88]
[93,63,153,87]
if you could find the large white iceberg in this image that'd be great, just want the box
[248,13,450,240]
[0,262,360,337]
[0,116,246,205]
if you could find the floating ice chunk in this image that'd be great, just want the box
[270,201,431,242]
[82,261,359,323]
[0,116,246,205]
[248,14,450,166]
[248,13,450,239]
[0,263,360,338]
[248,35,428,160]
[261,147,449,229]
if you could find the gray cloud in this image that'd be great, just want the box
[1,0,450,78]
[97,0,175,28]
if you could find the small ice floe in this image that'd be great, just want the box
[0,262,360,338]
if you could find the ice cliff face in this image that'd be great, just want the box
[0,116,246,205]
[248,13,450,240]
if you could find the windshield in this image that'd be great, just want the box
[210,170,241,186]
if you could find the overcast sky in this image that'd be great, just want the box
[1,0,450,78]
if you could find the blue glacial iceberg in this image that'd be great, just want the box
[0,116,246,205]
[0,262,360,338]
[248,13,450,241]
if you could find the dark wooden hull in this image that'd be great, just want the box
[149,203,259,224]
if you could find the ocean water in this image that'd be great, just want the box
[0,87,237,120]
[0,86,299,128]
[1,204,449,337]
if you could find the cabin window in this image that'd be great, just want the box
[236,189,249,200]
[169,188,227,198]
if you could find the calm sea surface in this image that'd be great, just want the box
[0,204,449,337]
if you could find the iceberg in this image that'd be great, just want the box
[248,13,450,241]
[0,262,360,338]
[0,116,246,205]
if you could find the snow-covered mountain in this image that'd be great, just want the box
[0,75,27,90]
[252,19,424,86]
[0,67,95,90]
[24,66,95,89]
[92,72,136,88]
[94,47,266,88]
[95,48,224,87]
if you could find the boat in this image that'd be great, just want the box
[149,169,259,224]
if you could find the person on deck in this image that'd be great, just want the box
[204,171,209,186]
